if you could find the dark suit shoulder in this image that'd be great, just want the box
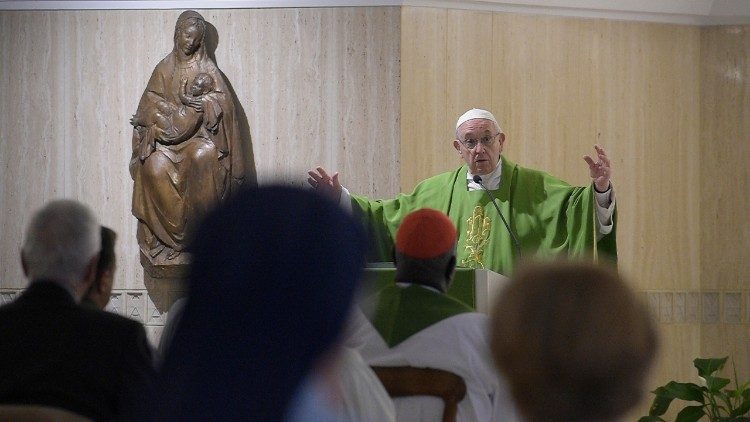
[77,306,145,330]
[74,307,153,360]
[0,284,154,421]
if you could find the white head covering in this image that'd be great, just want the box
[455,108,503,133]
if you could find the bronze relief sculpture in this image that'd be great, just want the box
[130,11,248,279]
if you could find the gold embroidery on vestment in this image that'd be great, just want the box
[462,205,491,268]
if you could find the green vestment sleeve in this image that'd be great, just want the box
[351,157,617,275]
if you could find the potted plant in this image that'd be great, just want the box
[640,357,750,421]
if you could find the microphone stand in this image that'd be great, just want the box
[473,175,522,259]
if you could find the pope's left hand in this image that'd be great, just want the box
[583,144,611,192]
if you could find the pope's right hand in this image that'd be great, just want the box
[307,167,342,202]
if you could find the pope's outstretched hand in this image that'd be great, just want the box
[307,167,343,202]
[583,144,612,192]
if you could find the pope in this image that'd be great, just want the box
[308,108,616,275]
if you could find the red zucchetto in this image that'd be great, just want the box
[395,208,457,259]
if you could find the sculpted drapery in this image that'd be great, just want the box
[130,11,246,264]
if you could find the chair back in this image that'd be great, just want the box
[371,366,466,422]
[0,405,92,422]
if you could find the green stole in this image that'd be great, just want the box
[352,157,617,275]
[366,284,474,348]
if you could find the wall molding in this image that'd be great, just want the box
[1,0,749,25]
[3,288,749,326]
[0,288,184,326]
[641,291,748,325]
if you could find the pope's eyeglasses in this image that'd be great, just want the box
[460,132,501,150]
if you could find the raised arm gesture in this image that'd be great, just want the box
[583,144,612,192]
[307,167,342,202]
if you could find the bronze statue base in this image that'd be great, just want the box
[140,251,189,314]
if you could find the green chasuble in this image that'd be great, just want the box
[366,284,474,347]
[352,157,617,275]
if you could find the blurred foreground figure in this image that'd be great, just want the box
[145,186,367,421]
[0,200,154,421]
[491,261,658,422]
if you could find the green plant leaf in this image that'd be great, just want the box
[639,417,666,422]
[675,405,705,422]
[658,382,706,402]
[730,398,750,417]
[695,357,728,378]
[706,376,732,393]
[649,392,676,416]
[648,382,706,416]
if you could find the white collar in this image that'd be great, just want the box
[466,157,502,191]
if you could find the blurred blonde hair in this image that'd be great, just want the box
[490,260,657,422]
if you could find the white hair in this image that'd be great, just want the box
[21,200,100,286]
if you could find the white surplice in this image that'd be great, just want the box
[348,310,520,422]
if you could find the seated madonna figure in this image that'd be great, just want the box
[130,10,247,263]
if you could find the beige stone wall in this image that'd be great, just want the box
[699,25,750,383]
[0,7,401,341]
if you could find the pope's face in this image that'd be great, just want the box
[453,118,505,175]
[178,24,202,57]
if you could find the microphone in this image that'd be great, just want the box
[473,175,522,259]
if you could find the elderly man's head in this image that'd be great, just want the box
[453,108,506,176]
[394,208,457,292]
[491,260,658,422]
[21,200,101,300]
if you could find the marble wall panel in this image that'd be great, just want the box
[0,8,401,291]
[699,24,750,380]
[699,26,750,290]
[399,6,448,191]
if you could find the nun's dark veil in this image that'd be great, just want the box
[146,185,367,421]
